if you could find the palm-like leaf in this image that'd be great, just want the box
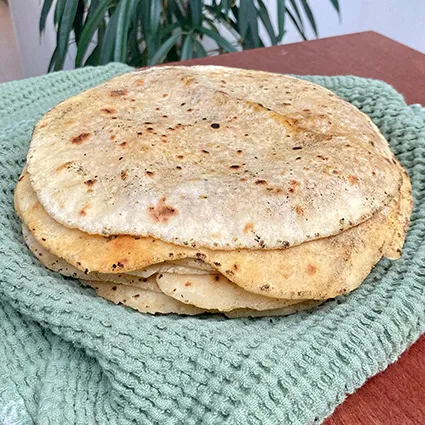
[41,0,341,71]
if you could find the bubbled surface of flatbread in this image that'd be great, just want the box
[27,66,401,250]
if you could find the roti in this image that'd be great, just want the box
[83,280,319,318]
[27,66,401,250]
[15,169,410,300]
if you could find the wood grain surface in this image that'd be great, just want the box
[178,31,425,425]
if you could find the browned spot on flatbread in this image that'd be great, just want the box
[79,207,87,216]
[184,282,192,287]
[243,223,254,234]
[348,175,359,185]
[148,197,179,223]
[135,79,144,86]
[56,162,73,172]
[295,205,304,216]
[145,171,155,178]
[255,180,267,185]
[306,264,317,275]
[84,179,97,188]
[18,174,25,182]
[120,170,128,180]
[101,107,116,114]
[110,89,128,97]
[71,133,91,145]
[119,142,127,147]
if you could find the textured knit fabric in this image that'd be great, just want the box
[0,63,424,425]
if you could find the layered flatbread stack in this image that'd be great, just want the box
[14,66,413,317]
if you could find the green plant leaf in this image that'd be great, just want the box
[277,0,286,40]
[181,34,193,60]
[55,0,79,70]
[84,45,100,66]
[329,0,340,15]
[99,7,120,64]
[39,0,53,34]
[286,9,306,40]
[197,26,237,52]
[48,46,59,72]
[258,0,277,44]
[150,0,162,48]
[190,0,202,27]
[73,0,85,45]
[288,0,304,31]
[149,33,181,65]
[168,0,185,22]
[193,39,207,58]
[114,0,136,62]
[300,0,318,37]
[75,0,112,67]
[54,0,66,27]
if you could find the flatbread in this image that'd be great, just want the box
[156,273,302,311]
[22,224,162,292]
[15,169,409,300]
[83,280,319,317]
[83,280,206,315]
[27,66,401,250]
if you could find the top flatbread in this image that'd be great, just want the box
[27,66,401,249]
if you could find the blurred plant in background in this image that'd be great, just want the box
[40,0,340,72]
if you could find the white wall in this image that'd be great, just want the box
[8,0,425,78]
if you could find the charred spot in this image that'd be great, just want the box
[137,131,143,136]
[292,146,302,150]
[101,107,116,114]
[118,157,123,161]
[332,170,340,175]
[176,155,184,159]
[41,238,46,241]
[317,155,328,160]
[148,197,179,223]
[230,165,240,169]
[117,262,125,268]
[18,175,25,182]
[255,180,267,185]
[213,262,221,267]
[110,89,128,97]
[187,108,193,112]
[84,268,89,275]
[211,123,220,129]
[260,284,270,291]
[71,133,91,144]
[84,179,97,187]
[134,294,140,298]
[372,171,376,176]
[176,166,182,170]
[195,252,206,260]
[162,93,168,98]
[369,141,375,147]
[162,115,168,118]
[306,264,317,275]
[202,150,210,154]
[120,170,128,180]
[233,264,239,271]
[155,107,160,111]
[236,150,243,155]
[147,127,154,132]
[225,270,234,277]
[112,286,117,291]
[105,235,118,242]
[119,142,127,147]
[145,171,155,178]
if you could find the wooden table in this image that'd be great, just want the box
[179,31,425,425]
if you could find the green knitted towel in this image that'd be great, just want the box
[0,63,424,425]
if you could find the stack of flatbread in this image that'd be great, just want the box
[14,66,413,317]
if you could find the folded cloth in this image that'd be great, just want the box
[0,63,424,425]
